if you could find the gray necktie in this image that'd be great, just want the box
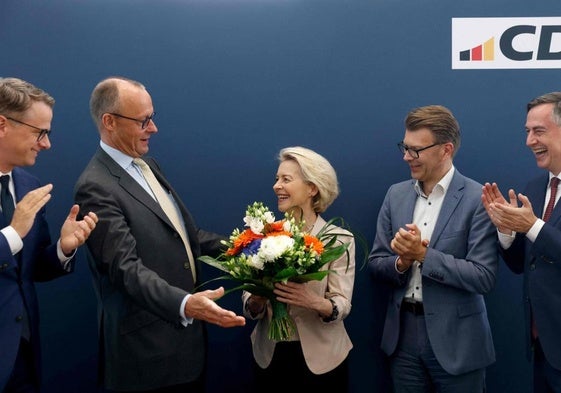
[133,158,196,281]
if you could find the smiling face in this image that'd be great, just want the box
[526,102,561,176]
[402,127,453,195]
[0,100,52,172]
[273,159,317,217]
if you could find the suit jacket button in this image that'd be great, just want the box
[530,263,536,271]
[15,315,23,322]
[183,263,190,270]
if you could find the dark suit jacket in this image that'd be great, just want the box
[501,173,561,371]
[369,170,498,375]
[0,167,72,391]
[74,147,224,391]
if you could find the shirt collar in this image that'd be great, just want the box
[414,166,455,198]
[100,140,135,169]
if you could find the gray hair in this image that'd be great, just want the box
[89,76,145,129]
[278,146,339,213]
[527,92,561,126]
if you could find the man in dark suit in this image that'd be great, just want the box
[369,105,498,392]
[482,92,561,393]
[0,77,98,393]
[74,76,245,393]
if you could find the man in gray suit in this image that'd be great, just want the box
[74,76,245,393]
[369,105,498,392]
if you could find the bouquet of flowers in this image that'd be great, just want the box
[199,201,351,341]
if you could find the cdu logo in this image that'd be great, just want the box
[452,17,561,69]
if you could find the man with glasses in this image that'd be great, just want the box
[369,105,498,392]
[482,92,561,393]
[74,76,245,393]
[0,77,98,393]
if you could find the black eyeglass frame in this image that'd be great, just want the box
[397,141,441,159]
[108,112,156,129]
[5,116,51,142]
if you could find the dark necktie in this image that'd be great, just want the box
[0,175,14,224]
[543,177,560,222]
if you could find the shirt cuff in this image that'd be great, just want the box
[1,225,23,255]
[526,218,544,243]
[498,229,516,249]
[394,256,407,274]
[180,294,193,326]
[57,239,75,271]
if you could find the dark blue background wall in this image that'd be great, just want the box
[2,1,559,392]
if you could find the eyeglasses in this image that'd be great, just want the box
[108,112,155,129]
[6,117,51,142]
[397,141,440,159]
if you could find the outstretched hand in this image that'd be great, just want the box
[60,205,98,256]
[185,287,246,328]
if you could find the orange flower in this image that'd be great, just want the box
[265,220,286,233]
[267,230,292,237]
[304,234,324,254]
[264,220,292,238]
[226,229,263,256]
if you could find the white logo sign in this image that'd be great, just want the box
[452,17,561,69]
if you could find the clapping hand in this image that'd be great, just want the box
[60,205,98,256]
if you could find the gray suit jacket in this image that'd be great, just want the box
[74,147,224,391]
[369,170,498,375]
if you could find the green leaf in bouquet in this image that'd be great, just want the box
[290,270,332,283]
[319,242,350,265]
[223,283,273,298]
[198,255,230,273]
[274,266,300,281]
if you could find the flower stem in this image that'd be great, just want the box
[268,299,295,341]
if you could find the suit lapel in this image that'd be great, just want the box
[145,159,199,244]
[526,175,549,221]
[11,168,35,269]
[12,167,34,203]
[95,149,174,229]
[429,171,464,246]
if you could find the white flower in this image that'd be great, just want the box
[258,235,294,262]
[248,254,265,270]
[263,211,275,224]
[244,215,265,234]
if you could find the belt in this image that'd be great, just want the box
[401,300,424,315]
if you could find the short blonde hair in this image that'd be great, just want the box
[0,77,54,116]
[278,146,339,213]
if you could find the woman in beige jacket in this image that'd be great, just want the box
[242,146,356,392]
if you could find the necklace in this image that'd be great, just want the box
[303,217,317,233]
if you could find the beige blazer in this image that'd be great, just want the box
[242,215,355,374]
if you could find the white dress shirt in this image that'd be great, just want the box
[402,167,455,302]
